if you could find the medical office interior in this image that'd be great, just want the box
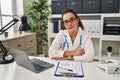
[0,0,120,80]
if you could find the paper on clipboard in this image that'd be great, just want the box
[54,61,84,78]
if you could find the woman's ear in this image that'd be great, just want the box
[77,18,80,21]
[62,25,66,30]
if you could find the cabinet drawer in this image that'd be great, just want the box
[67,0,83,14]
[25,35,36,49]
[83,0,100,13]
[100,0,120,13]
[9,38,25,50]
[26,47,37,56]
[52,0,67,14]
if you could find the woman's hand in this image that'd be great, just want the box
[52,57,67,60]
[72,49,85,56]
[52,56,74,60]
[64,49,85,57]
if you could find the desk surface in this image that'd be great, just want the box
[0,57,120,80]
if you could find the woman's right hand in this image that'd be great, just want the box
[72,49,85,56]
[64,49,85,57]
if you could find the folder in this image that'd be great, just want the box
[82,20,91,34]
[90,20,94,35]
[95,20,101,35]
[54,61,84,78]
[53,21,59,33]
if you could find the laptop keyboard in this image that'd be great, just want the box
[31,58,54,72]
[31,58,49,65]
[32,62,45,71]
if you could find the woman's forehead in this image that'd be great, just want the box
[63,13,75,20]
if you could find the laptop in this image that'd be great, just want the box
[7,47,54,73]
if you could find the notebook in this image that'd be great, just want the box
[7,47,54,73]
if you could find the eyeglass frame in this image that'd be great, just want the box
[63,17,77,25]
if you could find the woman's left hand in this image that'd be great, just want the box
[52,57,67,60]
[71,49,85,56]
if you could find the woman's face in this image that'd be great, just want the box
[63,12,79,33]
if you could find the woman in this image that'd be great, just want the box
[49,9,94,61]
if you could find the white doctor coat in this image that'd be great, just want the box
[49,27,94,61]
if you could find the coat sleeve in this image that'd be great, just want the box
[74,33,94,61]
[48,31,65,58]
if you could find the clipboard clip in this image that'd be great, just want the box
[60,72,78,77]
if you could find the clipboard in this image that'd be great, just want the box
[54,61,84,78]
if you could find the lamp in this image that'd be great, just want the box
[0,18,19,64]
[19,16,31,31]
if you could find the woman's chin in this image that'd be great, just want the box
[69,29,74,33]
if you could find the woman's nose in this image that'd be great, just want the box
[67,21,72,25]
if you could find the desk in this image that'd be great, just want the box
[0,57,120,80]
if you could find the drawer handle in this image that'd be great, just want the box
[57,3,60,6]
[72,2,76,6]
[88,1,93,5]
[30,40,33,43]
[18,44,21,47]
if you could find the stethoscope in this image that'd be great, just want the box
[63,35,82,50]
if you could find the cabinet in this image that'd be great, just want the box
[83,0,100,13]
[0,32,37,56]
[100,0,120,13]
[67,0,83,14]
[52,0,67,14]
[48,13,120,60]
[51,0,120,14]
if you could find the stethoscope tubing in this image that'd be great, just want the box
[63,35,82,50]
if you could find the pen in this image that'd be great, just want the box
[58,66,73,72]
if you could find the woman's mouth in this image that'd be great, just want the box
[68,26,74,29]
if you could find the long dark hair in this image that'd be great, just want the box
[61,9,84,30]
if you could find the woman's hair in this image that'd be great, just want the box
[61,9,84,30]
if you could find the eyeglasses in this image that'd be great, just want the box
[63,17,76,25]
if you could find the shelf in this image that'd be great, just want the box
[49,15,62,18]
[101,35,120,41]
[102,13,120,17]
[102,51,120,57]
[49,33,57,38]
[49,14,101,19]
[1,32,36,41]
[48,33,101,39]
[50,13,120,18]
[99,56,120,61]
[48,13,120,60]
[91,35,100,39]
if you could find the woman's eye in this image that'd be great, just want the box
[70,17,75,21]
[70,18,74,21]
[64,20,69,23]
